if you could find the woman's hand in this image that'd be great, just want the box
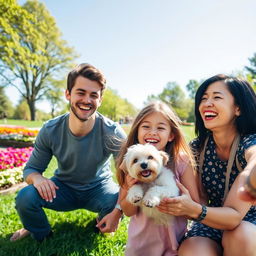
[157,180,199,218]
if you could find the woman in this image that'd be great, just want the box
[157,74,256,256]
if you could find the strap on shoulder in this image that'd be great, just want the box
[199,136,209,174]
[198,136,210,203]
[199,135,242,204]
[235,154,243,173]
[223,135,241,203]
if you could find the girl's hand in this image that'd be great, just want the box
[123,174,138,191]
[157,180,198,217]
[120,176,139,217]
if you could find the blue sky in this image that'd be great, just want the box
[8,0,256,110]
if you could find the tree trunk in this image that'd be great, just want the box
[51,107,55,118]
[28,100,36,121]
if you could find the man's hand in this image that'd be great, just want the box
[238,186,256,205]
[29,173,59,202]
[96,208,122,233]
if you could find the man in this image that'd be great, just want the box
[238,168,256,205]
[11,63,126,242]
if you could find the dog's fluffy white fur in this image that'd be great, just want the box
[121,143,179,225]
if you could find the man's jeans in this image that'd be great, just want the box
[15,177,119,241]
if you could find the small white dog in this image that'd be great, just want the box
[120,143,179,225]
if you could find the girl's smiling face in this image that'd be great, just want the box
[138,112,174,151]
[199,81,240,132]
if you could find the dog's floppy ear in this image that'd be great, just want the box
[160,151,169,166]
[119,159,128,173]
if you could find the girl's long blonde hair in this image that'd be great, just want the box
[116,101,195,186]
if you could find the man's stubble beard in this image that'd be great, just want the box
[70,104,95,122]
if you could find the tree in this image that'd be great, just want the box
[147,81,192,121]
[159,82,186,109]
[246,53,256,79]
[245,54,256,91]
[246,73,256,92]
[0,0,77,120]
[13,99,30,120]
[0,86,14,119]
[186,79,200,99]
[98,88,137,121]
[45,78,66,118]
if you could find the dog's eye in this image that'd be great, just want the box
[133,158,138,164]
[148,155,153,160]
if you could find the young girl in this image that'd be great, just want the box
[116,101,199,256]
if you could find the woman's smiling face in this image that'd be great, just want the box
[199,81,240,131]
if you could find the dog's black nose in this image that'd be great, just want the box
[140,162,148,169]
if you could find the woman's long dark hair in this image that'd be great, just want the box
[195,74,256,148]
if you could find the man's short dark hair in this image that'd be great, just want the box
[67,63,106,94]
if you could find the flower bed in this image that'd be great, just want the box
[0,125,39,147]
[0,147,33,189]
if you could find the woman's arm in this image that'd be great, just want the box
[201,143,256,229]
[157,152,254,230]
[157,162,201,219]
[158,177,251,230]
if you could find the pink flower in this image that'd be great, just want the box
[0,147,33,171]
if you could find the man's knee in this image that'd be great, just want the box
[98,191,118,218]
[103,192,118,209]
[15,185,40,211]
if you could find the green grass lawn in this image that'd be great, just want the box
[0,157,128,256]
[0,119,45,128]
[0,121,195,256]
[0,193,128,256]
[181,125,195,143]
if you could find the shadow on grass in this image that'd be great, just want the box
[0,218,105,256]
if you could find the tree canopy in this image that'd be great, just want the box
[44,78,66,118]
[147,81,193,121]
[0,86,14,119]
[245,53,256,91]
[186,79,200,99]
[246,53,256,79]
[0,0,77,120]
[98,88,137,122]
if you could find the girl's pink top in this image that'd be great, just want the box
[125,157,188,256]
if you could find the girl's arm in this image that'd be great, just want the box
[120,175,139,217]
[179,163,200,203]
